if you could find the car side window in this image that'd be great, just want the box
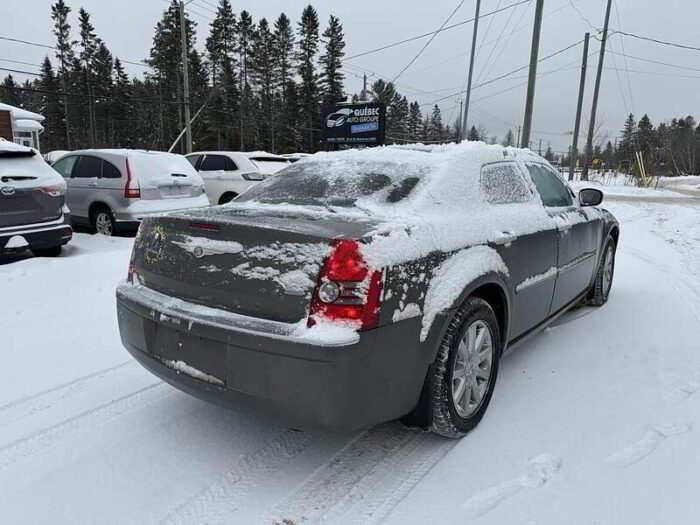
[526,164,573,207]
[200,155,227,171]
[186,155,201,169]
[225,157,238,171]
[102,159,122,179]
[74,155,103,178]
[480,162,533,204]
[52,156,78,178]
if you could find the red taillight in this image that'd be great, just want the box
[124,158,140,198]
[308,240,383,331]
[189,222,221,232]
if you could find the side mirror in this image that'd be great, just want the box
[579,188,603,207]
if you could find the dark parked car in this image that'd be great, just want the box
[116,144,619,438]
[1,140,72,256]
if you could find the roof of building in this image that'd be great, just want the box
[0,102,45,122]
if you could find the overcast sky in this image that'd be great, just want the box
[3,0,699,153]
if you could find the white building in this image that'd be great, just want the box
[0,102,45,150]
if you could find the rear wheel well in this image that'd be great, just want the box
[218,192,238,205]
[470,283,508,348]
[89,202,111,220]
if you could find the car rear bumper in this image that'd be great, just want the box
[113,195,210,223]
[0,212,72,252]
[116,282,430,431]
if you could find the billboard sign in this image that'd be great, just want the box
[323,103,386,145]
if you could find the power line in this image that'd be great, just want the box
[422,37,585,106]
[605,49,700,73]
[344,0,530,61]
[612,0,634,113]
[605,36,629,114]
[390,0,467,83]
[610,30,700,53]
[0,66,41,77]
[0,58,42,68]
[567,0,597,30]
[0,34,152,70]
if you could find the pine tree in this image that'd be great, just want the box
[428,105,443,142]
[297,5,320,152]
[467,125,480,141]
[618,113,636,163]
[636,114,654,157]
[501,128,516,147]
[0,75,21,107]
[544,145,554,161]
[273,13,296,152]
[51,0,74,149]
[252,18,276,151]
[601,140,615,169]
[237,10,256,150]
[78,7,100,146]
[38,57,64,151]
[319,15,345,111]
[407,101,422,142]
[111,58,131,147]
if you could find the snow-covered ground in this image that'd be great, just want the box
[1,187,699,524]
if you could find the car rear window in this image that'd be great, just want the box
[237,160,425,209]
[480,162,533,204]
[128,153,199,182]
[249,158,289,174]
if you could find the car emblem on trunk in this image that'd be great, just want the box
[192,246,204,258]
[145,225,166,263]
[1,186,15,196]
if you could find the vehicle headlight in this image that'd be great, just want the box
[40,184,66,197]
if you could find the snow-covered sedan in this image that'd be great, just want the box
[116,143,619,437]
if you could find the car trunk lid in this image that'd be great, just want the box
[132,207,382,324]
[128,152,203,200]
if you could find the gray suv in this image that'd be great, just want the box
[0,140,72,257]
[51,149,209,235]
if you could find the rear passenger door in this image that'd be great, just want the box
[198,154,232,204]
[525,163,602,313]
[70,155,103,219]
[481,162,559,339]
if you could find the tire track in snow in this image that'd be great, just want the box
[160,428,320,525]
[666,380,700,404]
[0,360,135,429]
[264,423,451,525]
[0,382,167,470]
[605,423,692,468]
[459,454,561,518]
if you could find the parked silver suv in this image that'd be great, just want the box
[0,140,72,256]
[51,149,209,235]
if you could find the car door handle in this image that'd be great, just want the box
[493,232,517,245]
[89,181,98,187]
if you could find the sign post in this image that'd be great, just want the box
[322,103,386,147]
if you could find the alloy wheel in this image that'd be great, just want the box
[451,320,494,418]
[95,212,113,236]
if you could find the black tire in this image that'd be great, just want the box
[430,297,501,438]
[33,245,62,257]
[218,192,238,205]
[91,207,117,236]
[588,236,616,306]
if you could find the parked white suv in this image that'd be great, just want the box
[186,151,290,205]
[51,149,209,236]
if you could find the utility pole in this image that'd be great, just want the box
[460,0,481,142]
[59,55,71,150]
[581,0,612,181]
[521,0,545,149]
[179,0,193,154]
[362,73,367,100]
[458,99,464,142]
[516,125,521,146]
[538,138,542,155]
[569,32,590,181]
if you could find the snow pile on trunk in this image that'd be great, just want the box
[421,245,508,341]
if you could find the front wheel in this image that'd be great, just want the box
[588,237,616,306]
[429,297,501,438]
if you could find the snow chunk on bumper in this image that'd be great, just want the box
[420,246,508,341]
